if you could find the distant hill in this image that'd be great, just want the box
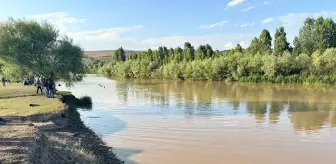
[84,50,144,61]
[83,49,230,62]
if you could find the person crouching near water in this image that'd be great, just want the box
[36,79,43,94]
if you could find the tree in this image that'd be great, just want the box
[234,44,243,53]
[196,45,206,60]
[205,44,214,58]
[0,18,84,82]
[167,48,175,63]
[147,48,153,61]
[259,29,272,54]
[174,47,183,62]
[248,37,260,55]
[274,27,290,55]
[295,17,336,55]
[293,36,302,56]
[113,47,126,61]
[214,50,221,57]
[314,17,336,51]
[183,42,195,61]
[0,61,33,81]
[297,18,316,55]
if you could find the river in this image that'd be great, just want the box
[59,74,336,164]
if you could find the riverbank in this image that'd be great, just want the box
[0,84,122,164]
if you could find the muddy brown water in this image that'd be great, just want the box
[59,75,336,164]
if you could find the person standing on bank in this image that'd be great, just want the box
[36,79,43,94]
[42,78,49,97]
[1,77,5,87]
[48,79,55,98]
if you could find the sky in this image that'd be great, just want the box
[0,0,336,50]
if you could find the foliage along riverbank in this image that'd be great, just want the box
[0,85,122,164]
[86,17,336,84]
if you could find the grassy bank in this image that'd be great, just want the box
[0,84,36,99]
[0,84,122,164]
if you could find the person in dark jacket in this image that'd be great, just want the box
[1,77,5,87]
[48,79,55,98]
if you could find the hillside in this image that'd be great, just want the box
[84,50,144,61]
[83,49,229,62]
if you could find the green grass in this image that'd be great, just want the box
[0,96,64,116]
[56,90,72,96]
[0,83,36,98]
[0,84,65,116]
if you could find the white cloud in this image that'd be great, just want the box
[66,26,145,50]
[277,10,336,27]
[260,11,336,27]
[22,12,257,50]
[29,12,87,23]
[242,6,255,12]
[240,23,255,27]
[227,0,246,7]
[142,33,255,50]
[263,1,272,5]
[258,10,336,45]
[28,12,87,33]
[263,17,274,24]
[68,26,143,42]
[22,12,144,50]
[199,20,229,29]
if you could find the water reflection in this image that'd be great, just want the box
[114,79,336,133]
[65,75,336,164]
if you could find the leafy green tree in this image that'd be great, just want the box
[297,18,316,55]
[259,29,272,54]
[0,18,84,82]
[214,50,221,57]
[295,17,336,55]
[293,36,302,56]
[113,47,126,61]
[0,61,33,81]
[205,44,213,58]
[274,27,290,55]
[314,17,336,51]
[147,48,153,61]
[196,45,206,60]
[248,37,260,55]
[234,44,243,53]
[174,47,183,62]
[183,42,195,61]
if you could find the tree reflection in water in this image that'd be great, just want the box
[114,79,336,134]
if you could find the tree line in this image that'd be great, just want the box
[0,18,85,83]
[88,17,336,84]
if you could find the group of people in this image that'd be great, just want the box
[34,77,56,98]
[1,75,56,98]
